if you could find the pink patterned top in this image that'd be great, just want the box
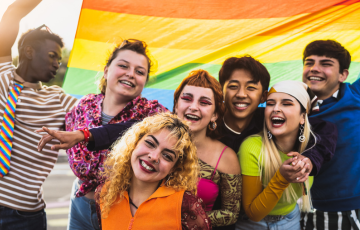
[65,93,167,197]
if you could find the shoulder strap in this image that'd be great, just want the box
[211,146,228,180]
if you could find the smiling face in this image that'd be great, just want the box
[303,55,348,100]
[265,92,305,139]
[223,69,266,121]
[174,85,218,135]
[131,129,179,184]
[104,49,148,100]
[30,39,62,83]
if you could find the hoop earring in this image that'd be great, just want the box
[267,130,272,140]
[208,121,217,131]
[165,173,173,186]
[299,124,305,142]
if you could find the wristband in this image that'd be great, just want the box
[80,128,90,143]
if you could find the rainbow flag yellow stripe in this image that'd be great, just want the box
[63,0,360,109]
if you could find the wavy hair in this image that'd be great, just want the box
[97,113,199,218]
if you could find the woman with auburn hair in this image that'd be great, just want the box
[97,113,210,230]
[61,39,166,230]
[38,69,241,228]
[172,70,241,228]
[236,81,319,230]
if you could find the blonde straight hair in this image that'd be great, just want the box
[258,114,315,212]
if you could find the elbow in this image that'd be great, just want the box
[244,209,263,222]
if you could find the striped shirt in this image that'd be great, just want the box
[0,57,78,211]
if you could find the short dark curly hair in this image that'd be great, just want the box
[18,28,64,59]
[303,40,351,74]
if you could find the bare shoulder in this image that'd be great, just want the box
[215,142,241,175]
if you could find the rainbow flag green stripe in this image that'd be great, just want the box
[64,0,360,109]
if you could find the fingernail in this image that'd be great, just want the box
[296,177,299,180]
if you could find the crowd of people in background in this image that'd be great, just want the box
[0,0,359,230]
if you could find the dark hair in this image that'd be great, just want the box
[99,39,155,94]
[18,29,64,60]
[173,69,225,139]
[219,55,270,92]
[303,40,351,74]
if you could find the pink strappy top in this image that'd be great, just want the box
[197,146,228,212]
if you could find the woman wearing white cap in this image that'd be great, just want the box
[236,81,328,230]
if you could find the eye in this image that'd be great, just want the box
[136,70,145,75]
[304,62,313,66]
[49,53,55,58]
[118,64,127,68]
[162,152,174,162]
[266,102,275,106]
[180,96,192,101]
[228,84,238,90]
[247,86,257,91]
[200,100,212,105]
[145,140,155,148]
[283,103,293,106]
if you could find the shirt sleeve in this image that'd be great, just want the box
[304,117,338,176]
[350,77,360,96]
[87,120,139,151]
[59,92,78,113]
[206,173,241,227]
[242,171,290,222]
[181,191,212,230]
[238,136,263,176]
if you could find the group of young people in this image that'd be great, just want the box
[0,1,359,230]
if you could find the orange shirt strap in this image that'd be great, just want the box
[242,170,289,222]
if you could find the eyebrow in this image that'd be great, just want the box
[149,135,177,157]
[305,58,334,63]
[266,98,294,102]
[228,80,259,85]
[183,93,211,101]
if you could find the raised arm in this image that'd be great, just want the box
[0,0,42,57]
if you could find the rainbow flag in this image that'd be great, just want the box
[63,0,360,109]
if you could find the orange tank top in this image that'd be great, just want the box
[101,185,185,230]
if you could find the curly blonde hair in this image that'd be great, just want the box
[97,113,199,218]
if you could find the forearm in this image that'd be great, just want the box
[207,174,241,227]
[242,171,289,222]
[87,121,138,151]
[0,0,42,56]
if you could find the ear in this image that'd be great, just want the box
[211,112,219,123]
[339,69,349,83]
[24,46,34,60]
[260,90,268,104]
[103,66,109,79]
[300,113,306,125]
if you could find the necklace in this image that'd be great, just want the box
[223,117,241,135]
[128,196,138,209]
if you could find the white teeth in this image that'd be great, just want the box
[186,114,200,119]
[235,104,247,108]
[272,117,284,121]
[309,77,322,81]
[120,80,134,87]
[141,160,154,171]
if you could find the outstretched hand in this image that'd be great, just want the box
[279,153,312,183]
[36,127,84,151]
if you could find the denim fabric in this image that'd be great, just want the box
[67,178,100,230]
[0,205,46,230]
[235,204,301,230]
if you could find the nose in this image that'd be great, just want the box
[148,150,160,164]
[126,67,135,78]
[273,103,281,113]
[53,60,60,70]
[235,86,247,98]
[188,100,199,112]
[310,62,320,73]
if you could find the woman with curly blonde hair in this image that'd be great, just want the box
[97,113,211,230]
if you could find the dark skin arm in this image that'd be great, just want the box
[0,0,42,57]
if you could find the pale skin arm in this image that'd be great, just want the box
[36,127,93,151]
[0,0,42,57]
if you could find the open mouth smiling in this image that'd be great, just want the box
[234,103,249,110]
[271,117,285,127]
[185,114,200,121]
[139,159,156,172]
[308,76,324,82]
[119,80,135,87]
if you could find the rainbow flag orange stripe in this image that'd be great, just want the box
[63,0,360,109]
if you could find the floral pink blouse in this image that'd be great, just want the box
[65,93,167,197]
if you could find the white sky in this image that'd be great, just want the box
[0,0,83,56]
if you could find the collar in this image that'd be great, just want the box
[317,90,339,105]
[124,184,177,203]
[13,70,42,90]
